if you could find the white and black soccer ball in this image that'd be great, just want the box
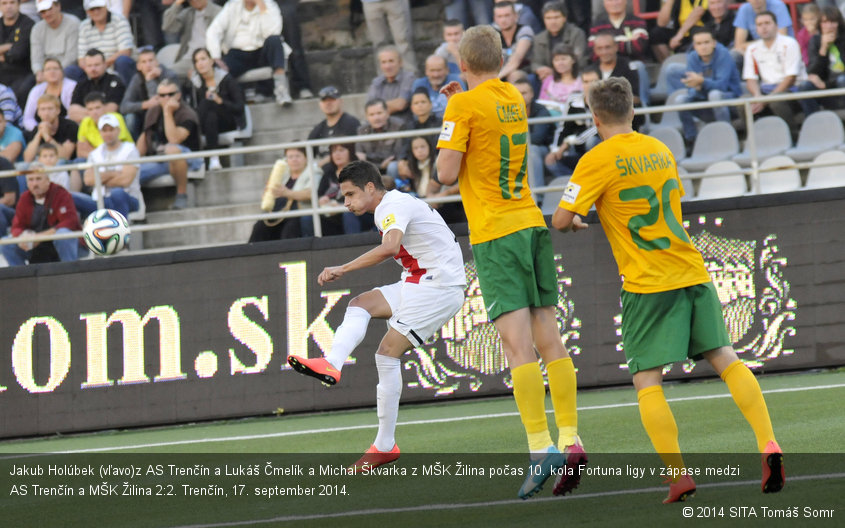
[83,209,131,256]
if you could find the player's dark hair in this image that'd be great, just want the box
[83,91,107,105]
[444,18,463,28]
[338,160,387,191]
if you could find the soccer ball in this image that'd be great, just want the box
[83,209,131,256]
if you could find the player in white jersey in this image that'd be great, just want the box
[287,160,466,469]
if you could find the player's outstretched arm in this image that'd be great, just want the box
[551,207,588,233]
[317,230,405,285]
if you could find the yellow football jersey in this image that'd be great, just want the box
[558,132,711,293]
[437,78,546,245]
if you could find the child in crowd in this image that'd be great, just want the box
[539,46,583,104]
[34,143,74,191]
[396,136,437,197]
[798,3,821,67]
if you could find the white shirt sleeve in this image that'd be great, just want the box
[742,44,756,80]
[375,194,410,236]
[783,39,805,79]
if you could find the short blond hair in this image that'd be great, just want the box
[37,93,61,110]
[588,77,634,125]
[458,25,502,74]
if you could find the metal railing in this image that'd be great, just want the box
[2,86,845,253]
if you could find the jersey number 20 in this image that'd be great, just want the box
[619,179,689,251]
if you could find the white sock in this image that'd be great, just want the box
[374,354,402,452]
[326,306,371,370]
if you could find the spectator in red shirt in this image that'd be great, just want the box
[1,167,82,265]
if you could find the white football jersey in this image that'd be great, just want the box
[374,190,466,287]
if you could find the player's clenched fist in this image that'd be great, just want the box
[318,266,344,285]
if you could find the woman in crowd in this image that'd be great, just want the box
[185,47,245,171]
[23,58,77,132]
[800,6,845,115]
[248,146,315,242]
[396,136,437,196]
[302,143,373,236]
[538,45,582,105]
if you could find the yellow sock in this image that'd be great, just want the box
[546,357,578,449]
[721,360,776,452]
[638,386,686,481]
[511,362,553,451]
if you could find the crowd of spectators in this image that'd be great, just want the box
[2,0,845,257]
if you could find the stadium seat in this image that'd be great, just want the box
[155,44,179,69]
[655,89,688,133]
[805,150,845,189]
[732,116,792,166]
[758,155,801,194]
[650,126,686,163]
[141,166,206,191]
[785,110,845,162]
[540,176,569,216]
[680,122,740,172]
[237,67,273,84]
[695,161,747,199]
[649,54,687,105]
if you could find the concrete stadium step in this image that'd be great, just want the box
[195,165,274,207]
[242,130,313,165]
[242,94,367,165]
[248,94,368,134]
[141,204,259,249]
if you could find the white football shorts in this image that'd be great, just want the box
[376,281,465,347]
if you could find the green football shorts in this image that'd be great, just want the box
[620,282,732,374]
[471,226,558,321]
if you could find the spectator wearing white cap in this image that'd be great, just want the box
[72,112,143,220]
[30,0,83,83]
[77,0,136,86]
